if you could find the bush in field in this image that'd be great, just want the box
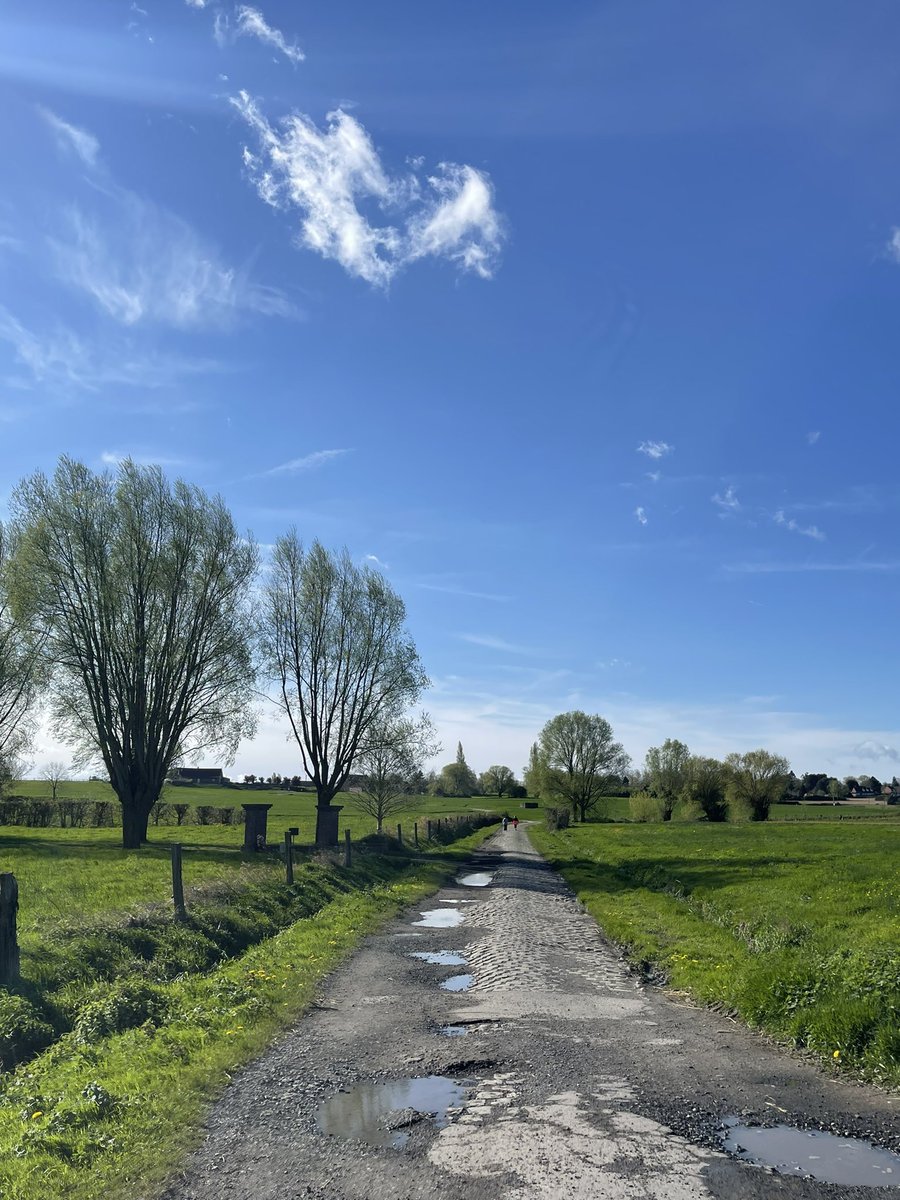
[195,805,217,825]
[217,806,237,825]
[149,802,174,825]
[725,749,790,822]
[25,800,55,827]
[74,980,169,1044]
[0,994,55,1069]
[91,800,116,827]
[172,803,191,825]
[58,799,91,828]
[629,791,667,822]
[545,806,570,831]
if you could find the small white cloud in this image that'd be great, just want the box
[185,0,207,7]
[637,440,673,459]
[807,431,821,445]
[213,12,229,47]
[634,506,648,526]
[598,658,632,669]
[406,164,504,279]
[646,471,661,483]
[235,5,304,64]
[232,92,504,286]
[38,107,100,167]
[101,450,192,468]
[850,739,900,764]
[773,511,826,541]
[458,633,533,655]
[712,485,740,511]
[887,228,900,263]
[261,449,351,477]
[363,553,389,570]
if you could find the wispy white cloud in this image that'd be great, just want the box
[637,440,673,459]
[712,485,740,511]
[232,92,504,286]
[646,470,661,483]
[597,658,632,669]
[235,5,304,64]
[457,633,534,655]
[260,449,351,477]
[185,0,207,7]
[807,430,821,445]
[634,506,648,525]
[38,106,100,167]
[100,450,195,469]
[363,553,389,570]
[774,510,825,541]
[887,228,900,264]
[50,200,299,329]
[725,560,900,574]
[416,583,511,603]
[850,739,900,764]
[0,306,221,392]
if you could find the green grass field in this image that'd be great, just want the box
[531,819,900,1085]
[1,789,515,942]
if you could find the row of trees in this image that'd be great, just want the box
[0,458,432,849]
[523,717,793,824]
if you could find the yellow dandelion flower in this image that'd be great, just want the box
[833,1050,841,1059]
[31,1112,43,1120]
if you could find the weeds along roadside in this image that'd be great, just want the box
[530,821,900,1089]
[0,820,496,1200]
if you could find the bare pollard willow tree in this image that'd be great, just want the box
[262,534,428,847]
[7,458,258,848]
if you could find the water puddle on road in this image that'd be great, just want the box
[316,1076,466,1149]
[440,973,474,992]
[413,908,465,928]
[409,951,468,966]
[457,872,493,887]
[721,1119,900,1186]
[439,1024,470,1037]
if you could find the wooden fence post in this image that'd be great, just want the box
[0,873,19,985]
[170,845,186,922]
[414,821,419,847]
[284,831,294,885]
[397,823,403,845]
[344,828,352,867]
[426,819,432,841]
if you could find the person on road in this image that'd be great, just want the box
[502,816,509,831]
[512,816,519,830]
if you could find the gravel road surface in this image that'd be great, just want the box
[160,827,900,1200]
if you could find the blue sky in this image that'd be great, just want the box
[3,0,900,781]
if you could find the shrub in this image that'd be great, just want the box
[545,806,570,831]
[91,801,117,827]
[0,993,55,1068]
[25,800,56,828]
[629,792,667,822]
[172,804,191,825]
[73,979,169,1044]
[217,806,237,825]
[195,806,217,825]
[149,802,175,825]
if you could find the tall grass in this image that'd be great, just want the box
[531,820,900,1085]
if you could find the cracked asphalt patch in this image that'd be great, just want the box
[160,827,900,1200]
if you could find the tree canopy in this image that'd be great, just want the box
[537,710,629,822]
[262,534,427,845]
[724,749,791,821]
[0,521,43,789]
[352,713,439,833]
[644,737,691,820]
[8,458,258,847]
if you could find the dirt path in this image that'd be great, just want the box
[161,828,900,1200]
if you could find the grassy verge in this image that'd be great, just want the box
[530,821,900,1087]
[0,823,496,1200]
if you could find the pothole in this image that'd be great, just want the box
[721,1119,900,1186]
[440,973,474,992]
[409,951,468,966]
[457,872,493,887]
[413,909,465,928]
[316,1076,466,1149]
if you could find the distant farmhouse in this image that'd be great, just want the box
[168,767,228,786]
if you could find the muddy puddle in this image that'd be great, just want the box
[457,872,493,887]
[722,1119,900,1186]
[439,1024,469,1037]
[316,1075,466,1149]
[440,973,474,992]
[413,908,465,928]
[409,951,468,966]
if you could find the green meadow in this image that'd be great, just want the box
[531,818,900,1085]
